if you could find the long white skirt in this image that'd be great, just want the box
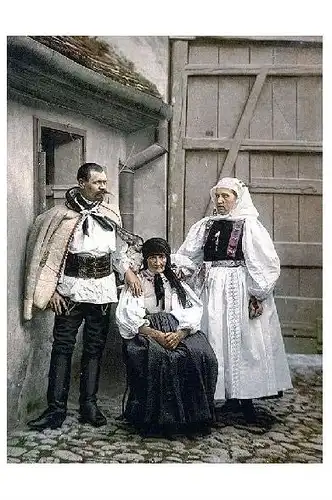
[200,265,293,400]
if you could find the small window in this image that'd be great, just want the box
[33,118,86,214]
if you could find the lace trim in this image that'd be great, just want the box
[226,270,241,395]
[211,260,245,268]
[203,219,215,246]
[189,220,215,296]
[140,269,168,283]
[227,219,244,258]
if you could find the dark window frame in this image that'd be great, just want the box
[33,117,86,215]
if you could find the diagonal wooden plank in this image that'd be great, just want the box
[204,68,268,216]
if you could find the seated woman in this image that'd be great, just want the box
[115,237,218,437]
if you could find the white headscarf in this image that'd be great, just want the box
[209,177,258,220]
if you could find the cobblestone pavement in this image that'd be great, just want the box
[7,356,322,464]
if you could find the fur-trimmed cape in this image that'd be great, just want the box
[23,201,136,320]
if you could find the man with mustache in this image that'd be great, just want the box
[24,162,142,430]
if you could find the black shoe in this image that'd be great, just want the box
[185,422,211,438]
[260,391,284,400]
[163,430,177,441]
[27,408,66,431]
[198,423,212,436]
[240,399,257,424]
[79,402,107,427]
[217,399,242,414]
[136,423,165,438]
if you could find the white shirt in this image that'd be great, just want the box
[116,270,203,339]
[57,210,130,304]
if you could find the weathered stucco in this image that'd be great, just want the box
[102,36,170,240]
[7,36,171,430]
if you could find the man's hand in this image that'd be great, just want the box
[49,291,68,316]
[125,268,142,297]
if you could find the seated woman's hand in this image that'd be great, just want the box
[164,331,183,350]
[139,325,169,349]
[151,330,171,349]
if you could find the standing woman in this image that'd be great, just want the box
[176,178,292,422]
[116,238,218,437]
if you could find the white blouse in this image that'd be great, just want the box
[116,270,203,340]
[57,213,130,304]
[176,217,280,301]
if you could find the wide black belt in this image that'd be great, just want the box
[64,252,113,279]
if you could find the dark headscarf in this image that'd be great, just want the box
[142,238,187,309]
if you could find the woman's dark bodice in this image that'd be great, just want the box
[203,219,244,261]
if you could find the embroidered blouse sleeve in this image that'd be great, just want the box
[176,219,207,269]
[115,278,148,339]
[242,219,280,300]
[170,282,203,332]
[170,253,196,279]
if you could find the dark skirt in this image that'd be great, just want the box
[122,322,218,430]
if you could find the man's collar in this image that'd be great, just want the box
[79,192,96,206]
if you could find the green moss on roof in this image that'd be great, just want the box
[30,35,161,99]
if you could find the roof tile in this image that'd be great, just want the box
[30,36,161,98]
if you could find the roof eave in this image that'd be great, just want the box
[7,36,172,132]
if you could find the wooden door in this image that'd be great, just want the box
[168,37,322,353]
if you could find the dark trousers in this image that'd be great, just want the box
[52,301,110,358]
[47,300,111,410]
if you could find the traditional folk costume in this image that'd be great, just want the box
[116,238,218,435]
[176,178,292,405]
[26,187,142,430]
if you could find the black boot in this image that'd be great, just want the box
[239,399,257,424]
[27,352,72,431]
[217,398,242,414]
[79,356,106,427]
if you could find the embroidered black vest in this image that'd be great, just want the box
[203,219,245,261]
